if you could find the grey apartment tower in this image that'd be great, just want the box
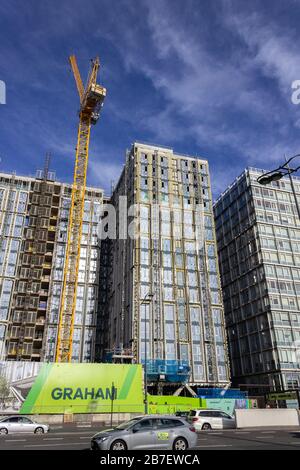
[100,142,230,389]
[214,167,300,393]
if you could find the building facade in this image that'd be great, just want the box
[214,167,300,393]
[101,142,230,389]
[0,170,103,362]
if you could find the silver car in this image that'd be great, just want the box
[0,416,49,435]
[91,415,197,451]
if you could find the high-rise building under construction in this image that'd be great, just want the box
[0,143,231,392]
[99,142,230,390]
[0,169,103,362]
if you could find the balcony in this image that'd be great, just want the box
[34,335,43,342]
[36,317,45,325]
[12,315,22,324]
[39,289,49,297]
[31,349,41,356]
[42,262,51,269]
[7,348,17,356]
[24,334,34,340]
[9,332,20,340]
[38,302,47,310]
[21,348,33,357]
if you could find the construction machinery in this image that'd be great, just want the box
[55,56,106,362]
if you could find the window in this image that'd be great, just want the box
[164,305,174,321]
[189,288,199,302]
[166,342,176,359]
[163,287,173,300]
[165,322,175,340]
[190,307,200,323]
[211,290,220,304]
[162,239,171,252]
[156,419,184,428]
[176,271,184,286]
[163,269,173,285]
[176,254,183,268]
[140,267,149,282]
[132,419,153,432]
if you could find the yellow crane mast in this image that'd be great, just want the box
[55,55,106,362]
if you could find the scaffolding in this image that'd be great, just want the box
[7,155,58,360]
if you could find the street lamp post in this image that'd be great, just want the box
[257,154,300,220]
[141,292,154,415]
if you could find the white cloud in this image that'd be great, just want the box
[225,11,300,92]
[89,159,123,194]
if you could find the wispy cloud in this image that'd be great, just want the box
[89,160,124,194]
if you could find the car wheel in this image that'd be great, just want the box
[202,423,211,430]
[110,439,127,451]
[0,428,8,435]
[34,427,44,434]
[173,437,188,451]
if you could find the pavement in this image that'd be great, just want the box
[1,426,300,450]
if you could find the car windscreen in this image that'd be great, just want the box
[189,410,197,417]
[115,418,141,430]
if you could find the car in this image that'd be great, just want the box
[0,416,49,435]
[91,415,197,451]
[188,409,236,431]
[175,410,190,419]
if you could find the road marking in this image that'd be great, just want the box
[261,431,276,434]
[49,431,95,435]
[256,436,274,439]
[235,432,250,434]
[5,439,27,442]
[43,437,64,441]
[79,437,91,439]
[24,442,85,448]
[289,442,300,445]
[195,444,233,448]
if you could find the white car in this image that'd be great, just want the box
[189,409,236,431]
[0,416,49,434]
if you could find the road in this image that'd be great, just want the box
[1,426,300,450]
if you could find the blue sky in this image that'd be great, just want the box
[1,0,300,197]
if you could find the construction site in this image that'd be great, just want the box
[0,55,231,408]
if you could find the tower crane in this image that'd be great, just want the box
[55,55,106,362]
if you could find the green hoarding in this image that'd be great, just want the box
[148,395,204,414]
[19,363,144,414]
